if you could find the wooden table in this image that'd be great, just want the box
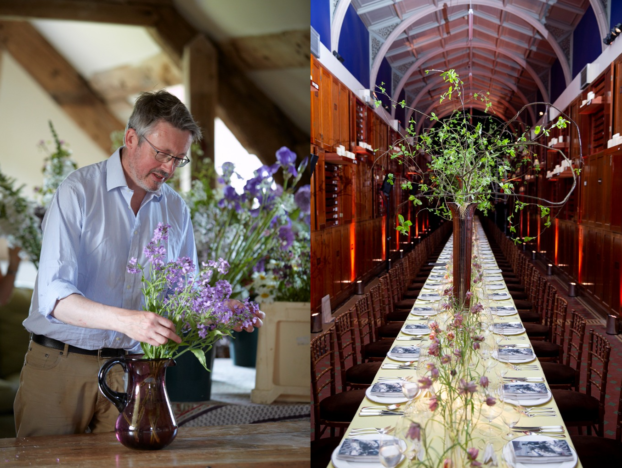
[328,221,582,467]
[0,420,310,467]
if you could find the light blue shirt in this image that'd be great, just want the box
[23,148,198,352]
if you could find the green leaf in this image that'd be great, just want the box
[534,126,541,135]
[191,348,209,371]
[398,214,405,223]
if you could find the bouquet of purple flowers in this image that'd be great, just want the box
[128,223,260,369]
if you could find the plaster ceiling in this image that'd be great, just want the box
[341,0,598,126]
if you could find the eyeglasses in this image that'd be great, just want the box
[142,136,191,168]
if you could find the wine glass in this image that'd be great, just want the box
[379,436,403,468]
[500,404,523,440]
[479,392,504,437]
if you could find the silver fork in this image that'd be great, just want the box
[510,364,539,371]
[349,426,394,436]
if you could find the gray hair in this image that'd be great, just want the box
[125,90,202,144]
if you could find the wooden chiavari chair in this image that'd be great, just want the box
[541,311,586,390]
[553,330,611,436]
[311,329,366,440]
[334,309,380,389]
[532,295,568,361]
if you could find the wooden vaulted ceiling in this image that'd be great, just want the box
[0,0,309,166]
[337,0,601,128]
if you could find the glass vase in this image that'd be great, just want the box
[448,203,477,307]
[98,357,177,450]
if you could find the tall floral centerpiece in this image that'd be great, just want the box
[379,69,581,304]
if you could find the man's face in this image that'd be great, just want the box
[123,120,192,193]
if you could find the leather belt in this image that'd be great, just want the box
[31,334,127,358]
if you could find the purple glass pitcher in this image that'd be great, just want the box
[98,357,177,450]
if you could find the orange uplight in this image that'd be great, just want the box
[382,216,386,260]
[415,214,419,236]
[578,226,583,284]
[396,215,400,250]
[554,220,559,265]
[408,205,412,240]
[537,216,541,251]
[350,222,356,282]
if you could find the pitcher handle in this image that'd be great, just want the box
[98,357,128,413]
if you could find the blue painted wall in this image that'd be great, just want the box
[311,0,331,51]
[611,0,622,29]
[339,4,370,88]
[572,6,601,78]
[550,59,565,104]
[377,57,392,110]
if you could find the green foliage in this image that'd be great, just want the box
[372,68,581,245]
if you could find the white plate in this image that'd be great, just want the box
[423,283,443,290]
[484,274,504,280]
[411,307,437,316]
[332,434,407,468]
[493,323,526,335]
[487,284,506,290]
[365,382,411,404]
[501,388,552,407]
[484,268,503,273]
[493,349,535,363]
[402,323,431,335]
[502,435,577,468]
[490,307,517,316]
[419,294,441,301]
[388,348,421,362]
[489,292,511,300]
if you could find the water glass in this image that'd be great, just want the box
[379,437,403,468]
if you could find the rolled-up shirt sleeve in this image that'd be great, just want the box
[37,180,85,322]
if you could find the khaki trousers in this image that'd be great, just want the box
[14,340,125,437]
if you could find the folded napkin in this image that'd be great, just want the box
[490,306,517,312]
[389,346,420,358]
[511,439,573,463]
[494,322,524,330]
[404,323,430,332]
[503,382,547,399]
[419,293,441,300]
[498,347,534,360]
[370,381,403,397]
[338,438,380,461]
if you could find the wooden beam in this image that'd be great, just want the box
[89,52,181,101]
[0,0,161,26]
[183,34,217,180]
[0,20,124,153]
[0,1,309,166]
[220,29,310,70]
[149,9,308,167]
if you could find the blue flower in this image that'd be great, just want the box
[276,147,298,177]
[294,185,311,214]
[278,225,295,250]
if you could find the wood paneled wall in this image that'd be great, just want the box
[509,55,622,317]
[310,56,430,312]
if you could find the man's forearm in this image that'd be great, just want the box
[51,294,182,347]
[51,294,125,332]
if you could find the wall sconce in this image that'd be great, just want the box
[311,313,323,333]
[332,50,345,62]
[532,250,537,261]
[387,259,392,271]
[604,23,622,45]
[547,264,553,276]
[356,280,364,295]
[568,282,577,297]
[400,249,404,258]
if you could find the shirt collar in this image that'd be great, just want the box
[106,147,163,198]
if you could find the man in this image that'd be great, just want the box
[14,91,263,437]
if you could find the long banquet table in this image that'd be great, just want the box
[0,420,310,467]
[327,220,582,468]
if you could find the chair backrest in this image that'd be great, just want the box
[369,285,386,329]
[550,296,568,348]
[585,330,611,415]
[334,309,360,387]
[388,266,403,301]
[310,329,336,437]
[355,297,375,344]
[562,310,587,374]
[378,275,394,315]
[542,284,558,331]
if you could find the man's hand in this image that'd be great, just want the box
[116,310,182,347]
[228,299,266,333]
